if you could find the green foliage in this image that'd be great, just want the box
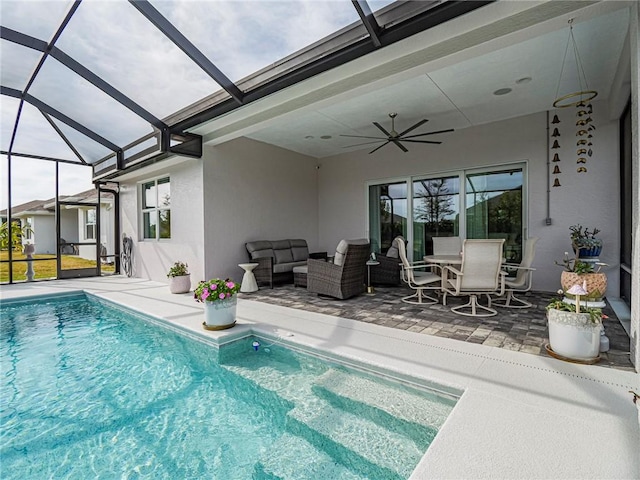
[555,253,598,273]
[194,278,240,303]
[569,224,602,248]
[546,298,602,323]
[0,221,33,251]
[167,261,189,277]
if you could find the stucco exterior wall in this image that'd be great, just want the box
[318,108,621,295]
[32,215,55,255]
[202,137,319,283]
[119,158,205,283]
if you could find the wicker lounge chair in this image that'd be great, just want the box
[442,239,506,317]
[307,239,370,299]
[370,235,404,286]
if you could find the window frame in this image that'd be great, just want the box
[139,176,171,241]
[83,208,96,240]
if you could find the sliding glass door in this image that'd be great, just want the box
[368,164,525,262]
[466,168,523,262]
[412,176,460,259]
[368,181,408,254]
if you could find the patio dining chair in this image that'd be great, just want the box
[442,239,506,317]
[432,236,462,256]
[396,237,442,305]
[493,237,539,308]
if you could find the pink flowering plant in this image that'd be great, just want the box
[194,278,241,303]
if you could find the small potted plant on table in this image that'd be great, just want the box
[556,253,607,306]
[167,261,191,294]
[570,224,602,259]
[194,278,241,330]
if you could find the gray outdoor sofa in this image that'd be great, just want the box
[245,239,325,288]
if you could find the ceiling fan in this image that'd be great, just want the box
[341,113,454,154]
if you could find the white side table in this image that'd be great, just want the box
[239,263,259,293]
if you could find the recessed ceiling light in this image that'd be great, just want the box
[516,77,532,84]
[493,88,512,96]
[320,135,332,139]
[304,135,314,139]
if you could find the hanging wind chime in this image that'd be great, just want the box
[550,18,597,188]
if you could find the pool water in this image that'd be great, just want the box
[0,294,456,479]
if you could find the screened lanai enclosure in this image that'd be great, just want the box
[1,0,491,283]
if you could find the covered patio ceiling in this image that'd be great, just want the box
[194,1,632,158]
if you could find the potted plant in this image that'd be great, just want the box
[167,261,191,294]
[569,224,602,258]
[546,284,602,363]
[556,253,607,304]
[194,278,241,330]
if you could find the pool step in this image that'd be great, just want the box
[313,368,453,432]
[222,361,434,479]
[222,361,313,403]
[254,433,368,480]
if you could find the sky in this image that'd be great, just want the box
[1,0,395,210]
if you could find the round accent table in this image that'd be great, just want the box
[366,260,380,294]
[238,263,259,293]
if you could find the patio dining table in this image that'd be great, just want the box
[422,255,462,304]
[423,254,462,265]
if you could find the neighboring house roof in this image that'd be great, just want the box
[0,189,113,217]
[0,199,53,217]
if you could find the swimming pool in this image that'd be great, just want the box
[1,293,457,479]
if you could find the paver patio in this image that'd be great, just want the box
[241,285,634,371]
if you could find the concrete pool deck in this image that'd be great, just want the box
[1,276,639,479]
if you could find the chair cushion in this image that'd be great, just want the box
[386,246,399,258]
[271,240,290,250]
[246,241,274,260]
[292,265,308,274]
[291,246,309,262]
[274,248,294,264]
[334,238,369,266]
[274,260,307,274]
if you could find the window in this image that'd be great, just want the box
[368,181,408,254]
[23,217,33,240]
[84,209,96,240]
[141,177,171,240]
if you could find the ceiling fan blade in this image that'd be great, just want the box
[342,140,386,148]
[402,139,442,144]
[369,141,391,154]
[402,128,455,139]
[392,139,408,153]
[398,119,428,137]
[373,122,392,137]
[339,134,387,140]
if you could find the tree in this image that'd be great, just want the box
[0,221,33,251]
[414,179,456,235]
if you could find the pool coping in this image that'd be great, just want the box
[2,277,639,479]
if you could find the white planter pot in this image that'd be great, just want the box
[169,274,191,294]
[547,308,601,361]
[203,297,237,330]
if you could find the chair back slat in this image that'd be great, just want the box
[394,237,415,282]
[433,236,462,256]
[514,237,539,284]
[460,239,504,290]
